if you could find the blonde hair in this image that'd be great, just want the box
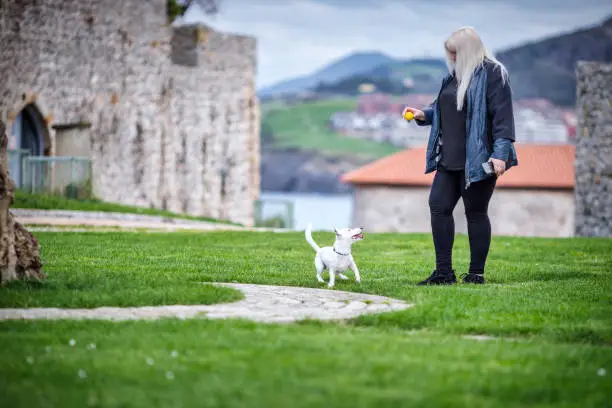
[444,26,508,110]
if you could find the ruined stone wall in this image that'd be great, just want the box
[164,24,259,222]
[574,62,612,237]
[0,0,129,135]
[0,0,259,226]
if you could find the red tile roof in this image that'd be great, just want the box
[342,144,575,189]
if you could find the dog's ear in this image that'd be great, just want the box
[333,227,339,235]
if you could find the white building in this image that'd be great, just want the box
[342,144,576,237]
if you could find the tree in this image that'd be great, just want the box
[167,0,223,23]
[0,120,44,283]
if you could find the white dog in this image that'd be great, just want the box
[304,223,364,288]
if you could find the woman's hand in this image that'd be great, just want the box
[489,158,506,177]
[402,106,425,121]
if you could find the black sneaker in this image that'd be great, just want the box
[461,273,485,284]
[417,270,457,285]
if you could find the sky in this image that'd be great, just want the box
[179,0,612,89]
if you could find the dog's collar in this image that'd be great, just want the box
[333,247,350,256]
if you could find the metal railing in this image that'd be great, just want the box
[8,148,31,188]
[254,198,294,229]
[20,156,93,199]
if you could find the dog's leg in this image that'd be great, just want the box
[328,268,336,288]
[349,259,361,283]
[337,273,350,280]
[315,255,325,283]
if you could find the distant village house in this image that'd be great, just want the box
[329,93,577,148]
[342,145,576,237]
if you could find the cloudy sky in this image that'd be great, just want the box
[180,0,612,89]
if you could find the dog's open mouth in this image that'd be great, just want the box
[352,233,364,239]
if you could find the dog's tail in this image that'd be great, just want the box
[304,222,320,252]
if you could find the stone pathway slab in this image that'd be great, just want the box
[13,209,286,232]
[0,283,412,323]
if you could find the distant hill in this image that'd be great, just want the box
[495,16,612,106]
[257,52,396,97]
[367,58,447,78]
[313,58,448,95]
[258,17,612,105]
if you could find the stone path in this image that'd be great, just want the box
[0,283,412,324]
[13,209,285,232]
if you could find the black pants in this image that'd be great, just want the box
[428,167,496,274]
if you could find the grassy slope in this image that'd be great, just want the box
[0,231,611,407]
[12,191,239,225]
[262,98,402,159]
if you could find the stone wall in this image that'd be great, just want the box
[165,24,259,222]
[352,186,575,237]
[54,125,92,158]
[0,0,259,226]
[574,62,612,237]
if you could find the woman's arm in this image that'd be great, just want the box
[487,64,515,162]
[415,106,434,127]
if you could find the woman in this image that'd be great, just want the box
[402,26,518,285]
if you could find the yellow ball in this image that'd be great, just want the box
[404,111,414,121]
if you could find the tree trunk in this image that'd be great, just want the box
[0,120,44,284]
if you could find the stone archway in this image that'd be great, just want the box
[9,104,51,187]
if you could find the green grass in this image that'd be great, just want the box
[1,231,611,407]
[0,231,608,343]
[262,98,401,158]
[13,191,239,225]
[0,232,246,308]
[1,319,610,408]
